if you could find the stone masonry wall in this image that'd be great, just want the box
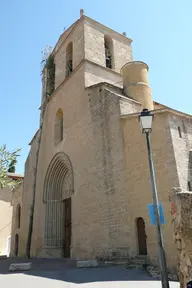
[10,184,23,257]
[84,61,123,88]
[122,112,179,271]
[54,20,84,89]
[16,131,39,257]
[84,16,132,89]
[169,187,192,288]
[84,17,132,73]
[0,187,13,255]
[83,85,135,259]
[170,115,192,191]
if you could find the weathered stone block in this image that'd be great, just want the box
[9,262,32,272]
[77,260,98,268]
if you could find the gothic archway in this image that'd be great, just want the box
[43,152,74,257]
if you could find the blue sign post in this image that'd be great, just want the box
[148,203,165,226]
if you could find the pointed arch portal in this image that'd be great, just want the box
[43,152,74,257]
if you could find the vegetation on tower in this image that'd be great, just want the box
[41,45,55,96]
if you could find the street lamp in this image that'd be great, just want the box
[139,108,170,288]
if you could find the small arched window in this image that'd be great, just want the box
[104,35,113,69]
[54,109,63,145]
[16,204,21,229]
[66,42,73,77]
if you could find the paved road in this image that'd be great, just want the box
[0,266,179,287]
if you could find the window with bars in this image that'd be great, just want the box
[66,42,73,77]
[178,126,182,138]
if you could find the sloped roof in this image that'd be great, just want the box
[7,173,24,180]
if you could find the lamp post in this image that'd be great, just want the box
[139,108,170,288]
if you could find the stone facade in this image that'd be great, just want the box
[10,11,192,276]
[0,187,12,255]
[170,116,192,191]
[0,174,23,256]
[10,183,23,257]
[121,111,179,270]
[169,187,192,287]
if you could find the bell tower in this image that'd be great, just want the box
[41,9,134,107]
[83,13,133,87]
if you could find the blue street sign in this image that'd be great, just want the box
[148,203,165,226]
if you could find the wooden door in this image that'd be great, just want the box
[137,217,147,255]
[64,198,71,258]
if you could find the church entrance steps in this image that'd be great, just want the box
[98,255,149,268]
[126,255,149,269]
[0,255,7,259]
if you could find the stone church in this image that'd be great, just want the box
[10,10,192,272]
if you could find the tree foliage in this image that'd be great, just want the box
[0,145,21,190]
[8,159,16,173]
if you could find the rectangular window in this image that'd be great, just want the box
[178,126,182,138]
[188,181,192,191]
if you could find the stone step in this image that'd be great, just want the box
[77,260,98,268]
[126,264,143,270]
[128,256,149,266]
[0,255,7,259]
[99,256,149,267]
[146,265,178,281]
[9,262,32,272]
[104,260,128,266]
[102,257,129,266]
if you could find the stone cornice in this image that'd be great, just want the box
[121,107,192,120]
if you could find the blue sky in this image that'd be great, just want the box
[0,0,191,173]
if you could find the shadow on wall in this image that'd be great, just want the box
[0,188,12,203]
[187,281,192,288]
[188,151,192,191]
